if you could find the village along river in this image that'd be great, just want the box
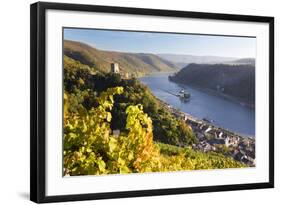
[140,72,255,137]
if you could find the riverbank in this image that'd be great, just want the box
[155,96,255,167]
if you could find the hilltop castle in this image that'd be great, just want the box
[111,63,119,73]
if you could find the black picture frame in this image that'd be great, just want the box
[30,1,274,203]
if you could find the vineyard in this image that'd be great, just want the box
[63,56,246,176]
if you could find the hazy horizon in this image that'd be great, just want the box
[64,28,256,59]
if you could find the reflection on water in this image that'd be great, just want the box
[140,73,255,137]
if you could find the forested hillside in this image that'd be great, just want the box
[64,55,195,146]
[64,40,179,76]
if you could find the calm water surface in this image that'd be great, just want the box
[140,73,255,137]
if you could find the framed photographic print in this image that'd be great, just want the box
[30,1,274,203]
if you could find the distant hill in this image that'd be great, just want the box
[158,54,238,68]
[169,63,255,106]
[225,58,255,66]
[64,40,178,75]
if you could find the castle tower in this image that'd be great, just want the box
[111,63,119,73]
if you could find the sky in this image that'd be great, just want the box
[64,28,256,58]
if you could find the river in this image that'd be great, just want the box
[139,72,255,137]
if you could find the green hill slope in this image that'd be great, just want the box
[64,40,178,76]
